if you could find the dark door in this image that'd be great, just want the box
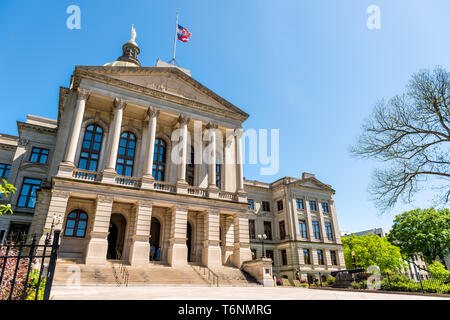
[186,222,192,262]
[107,222,118,259]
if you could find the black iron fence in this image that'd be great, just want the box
[0,230,60,300]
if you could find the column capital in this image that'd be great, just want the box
[114,97,127,110]
[206,122,218,130]
[178,114,190,125]
[76,88,91,101]
[147,107,160,119]
[234,127,244,138]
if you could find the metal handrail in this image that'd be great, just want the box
[192,264,219,287]
[114,250,129,287]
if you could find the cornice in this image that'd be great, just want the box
[17,121,57,136]
[71,68,249,122]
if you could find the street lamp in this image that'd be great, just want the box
[257,233,267,258]
[49,214,62,239]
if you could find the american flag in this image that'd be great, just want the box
[177,24,192,43]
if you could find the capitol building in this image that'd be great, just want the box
[0,29,345,284]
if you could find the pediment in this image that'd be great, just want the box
[20,162,48,174]
[293,178,334,192]
[75,66,248,119]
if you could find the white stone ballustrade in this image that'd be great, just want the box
[72,168,101,182]
[187,186,208,197]
[153,181,177,193]
[218,190,236,201]
[115,175,142,188]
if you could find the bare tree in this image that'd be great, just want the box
[351,67,450,212]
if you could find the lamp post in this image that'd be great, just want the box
[351,251,356,268]
[258,233,267,258]
[49,214,62,239]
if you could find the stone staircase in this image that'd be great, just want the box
[53,259,209,286]
[210,264,261,287]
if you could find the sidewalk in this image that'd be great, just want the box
[51,286,448,300]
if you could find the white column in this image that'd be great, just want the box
[167,206,188,267]
[142,108,159,189]
[202,210,222,267]
[231,212,253,267]
[207,122,218,188]
[129,200,152,266]
[177,115,190,183]
[234,128,245,192]
[105,98,126,171]
[64,88,90,165]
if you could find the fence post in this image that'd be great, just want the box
[43,230,60,300]
[418,273,424,294]
[21,234,37,300]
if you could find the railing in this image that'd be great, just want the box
[187,186,208,197]
[191,264,220,287]
[218,191,236,201]
[154,181,177,193]
[112,250,129,287]
[72,169,100,181]
[0,231,60,300]
[115,176,141,188]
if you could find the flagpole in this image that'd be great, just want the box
[171,11,179,64]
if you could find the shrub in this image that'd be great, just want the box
[276,278,283,286]
[428,261,450,282]
[326,276,336,286]
[300,283,309,288]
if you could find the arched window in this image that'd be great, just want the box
[216,156,222,189]
[186,146,195,185]
[64,210,88,238]
[116,132,136,177]
[153,138,166,181]
[78,124,103,171]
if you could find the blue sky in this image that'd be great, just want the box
[1,0,449,232]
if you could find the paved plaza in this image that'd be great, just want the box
[51,286,448,300]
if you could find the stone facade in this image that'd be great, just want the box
[245,173,346,282]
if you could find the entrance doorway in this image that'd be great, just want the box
[187,222,192,262]
[107,213,126,260]
[150,217,161,261]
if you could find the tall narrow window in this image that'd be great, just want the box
[116,132,136,177]
[279,221,286,240]
[312,221,321,240]
[330,250,338,265]
[309,200,317,211]
[186,146,195,185]
[262,201,270,212]
[248,199,255,210]
[281,249,288,265]
[64,210,88,238]
[216,157,222,189]
[152,138,166,181]
[303,249,311,264]
[264,221,272,240]
[17,178,41,208]
[78,124,103,171]
[0,163,11,179]
[30,147,49,164]
[299,221,307,238]
[321,202,329,213]
[317,249,325,265]
[296,198,304,209]
[248,220,256,239]
[325,222,334,240]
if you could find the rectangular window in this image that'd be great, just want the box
[277,200,283,211]
[321,202,329,213]
[0,163,11,179]
[330,250,338,265]
[281,249,288,265]
[262,201,270,212]
[29,147,49,164]
[309,200,317,211]
[303,249,311,264]
[266,250,274,264]
[317,249,325,265]
[249,220,256,240]
[279,221,286,240]
[264,221,272,240]
[325,222,334,240]
[248,199,255,210]
[299,221,307,238]
[17,178,41,208]
[312,221,321,240]
[296,198,304,209]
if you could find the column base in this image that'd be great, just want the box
[141,175,155,190]
[208,186,219,199]
[236,190,247,203]
[202,241,222,268]
[129,236,150,266]
[176,180,189,194]
[167,238,188,267]
[57,162,74,178]
[85,232,109,265]
[101,169,117,184]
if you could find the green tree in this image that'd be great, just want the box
[428,261,450,281]
[0,179,16,215]
[388,208,450,264]
[350,67,450,212]
[342,234,406,273]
